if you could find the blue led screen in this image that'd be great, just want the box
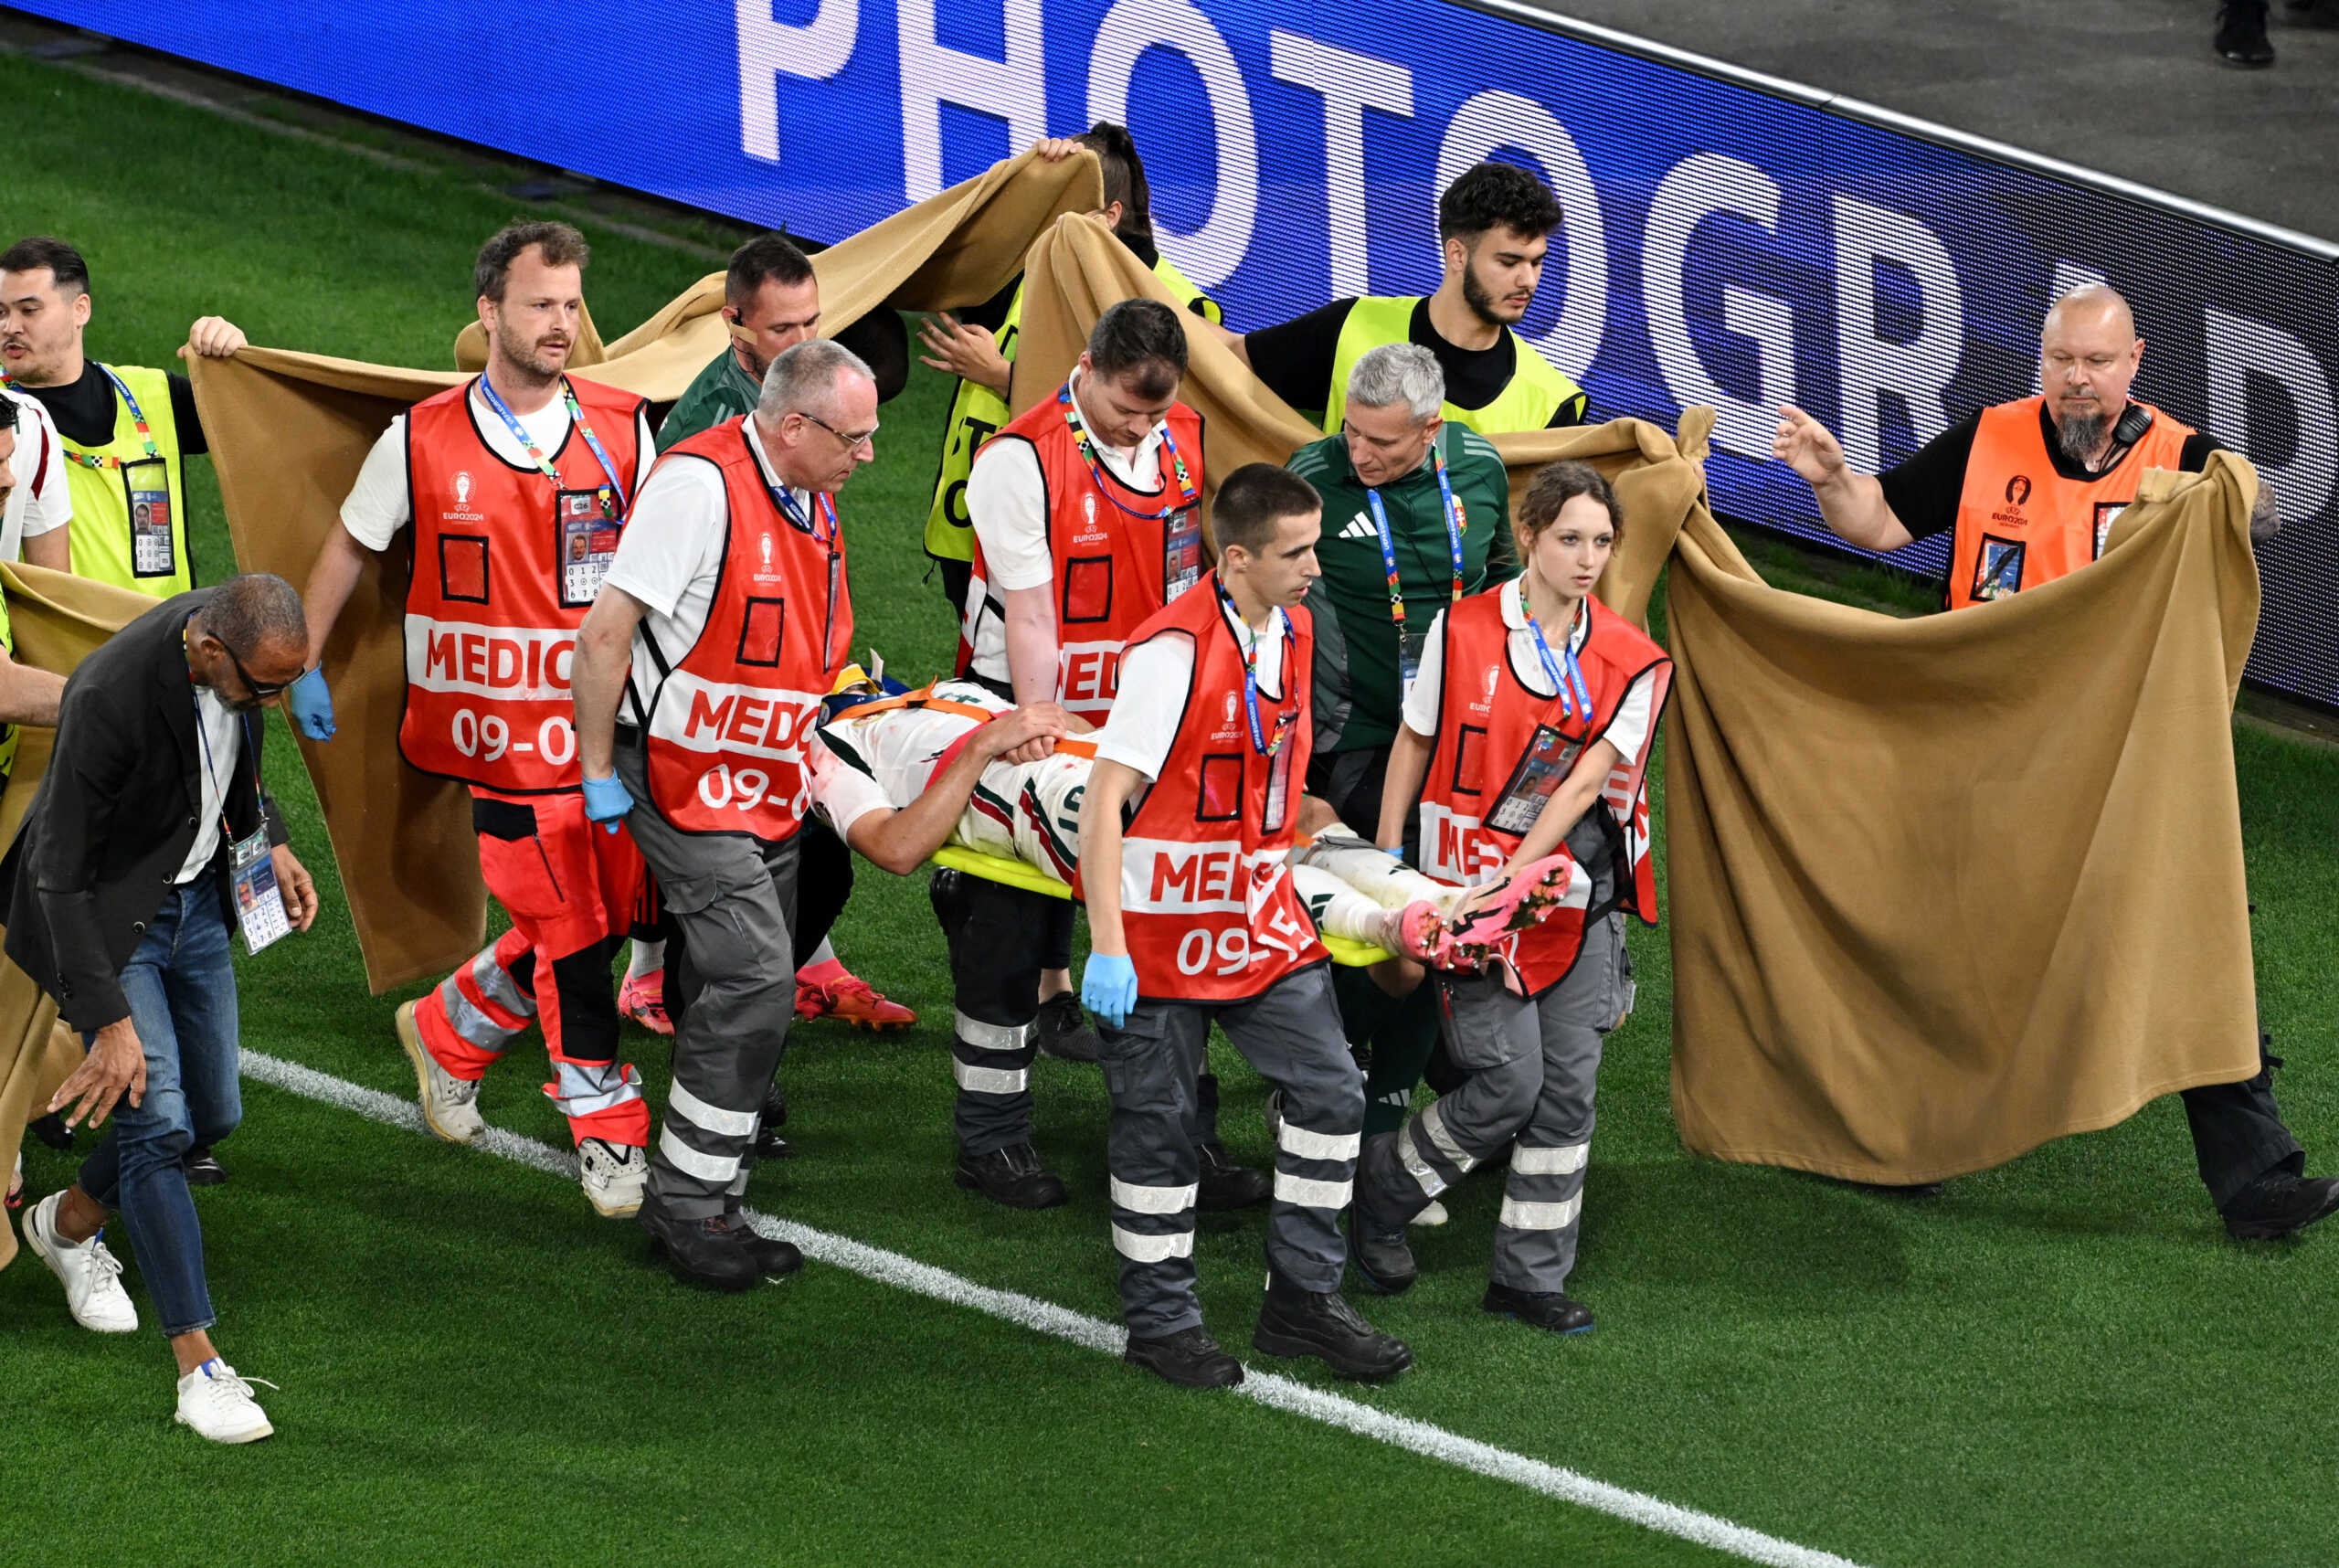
[22,0,2338,698]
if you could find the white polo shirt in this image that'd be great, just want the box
[961,366,1174,687]
[338,382,656,550]
[1401,578,1656,765]
[2,388,71,565]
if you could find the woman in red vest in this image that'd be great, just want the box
[1354,461,1671,1334]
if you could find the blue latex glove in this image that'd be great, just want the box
[1081,952,1139,1029]
[581,772,635,834]
[286,667,335,740]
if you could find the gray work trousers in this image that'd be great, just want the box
[615,739,800,1219]
[1356,911,1631,1294]
[1099,964,1363,1338]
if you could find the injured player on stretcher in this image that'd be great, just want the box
[804,676,1578,969]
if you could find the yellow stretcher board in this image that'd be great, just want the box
[928,846,1394,968]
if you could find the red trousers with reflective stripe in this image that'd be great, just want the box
[415,788,650,1148]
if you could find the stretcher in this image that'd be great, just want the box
[829,683,1398,969]
[927,845,1396,968]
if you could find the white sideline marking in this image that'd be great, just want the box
[240,1050,1871,1568]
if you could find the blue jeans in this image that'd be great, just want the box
[76,876,241,1337]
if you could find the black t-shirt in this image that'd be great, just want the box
[13,359,208,456]
[1242,296,1588,429]
[1878,403,2222,541]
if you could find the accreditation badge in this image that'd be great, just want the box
[1397,626,1427,703]
[229,828,291,956]
[1973,535,2026,601]
[557,487,620,608]
[1162,504,1203,602]
[123,457,175,577]
[1487,724,1583,838]
[1262,714,1297,834]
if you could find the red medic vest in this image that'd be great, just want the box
[1094,576,1327,1004]
[640,417,853,841]
[401,375,644,792]
[958,382,1206,722]
[1948,396,2194,609]
[1417,586,1671,997]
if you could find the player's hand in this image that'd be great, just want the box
[916,313,1009,393]
[981,702,1070,765]
[286,667,335,740]
[272,845,319,932]
[1081,952,1139,1029]
[1772,405,1848,488]
[48,1019,145,1130]
[181,316,248,359]
[1028,136,1085,163]
[582,772,635,834]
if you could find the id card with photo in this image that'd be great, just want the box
[1974,535,2026,601]
[1487,724,1582,838]
[558,488,620,607]
[1162,505,1203,602]
[229,829,291,955]
[124,458,175,577]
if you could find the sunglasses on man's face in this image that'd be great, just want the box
[220,640,295,701]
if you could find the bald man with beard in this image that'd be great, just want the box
[1769,284,2333,1241]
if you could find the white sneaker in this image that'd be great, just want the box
[396,1000,484,1145]
[24,1192,139,1332]
[175,1360,275,1444]
[578,1139,648,1218]
[1412,1199,1451,1227]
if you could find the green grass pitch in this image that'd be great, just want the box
[4,51,2337,1568]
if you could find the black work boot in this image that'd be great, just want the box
[1254,1274,1412,1380]
[1483,1280,1595,1334]
[2215,1,2276,64]
[753,1081,795,1160]
[1197,1139,1271,1211]
[1125,1325,1244,1388]
[954,1142,1069,1209]
[1034,991,1102,1063]
[723,1211,805,1278]
[640,1198,761,1290]
[1347,1214,1418,1295]
[2221,1171,2339,1240]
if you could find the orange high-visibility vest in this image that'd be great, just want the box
[1948,396,2194,610]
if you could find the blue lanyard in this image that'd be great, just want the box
[1361,442,1466,636]
[1214,578,1290,758]
[1519,591,1593,721]
[474,375,630,514]
[1057,380,1198,523]
[770,484,839,546]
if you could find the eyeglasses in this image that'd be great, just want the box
[222,641,296,700]
[801,412,877,452]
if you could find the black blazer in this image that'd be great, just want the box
[1,588,285,1033]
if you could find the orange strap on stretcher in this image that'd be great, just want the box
[829,683,1098,758]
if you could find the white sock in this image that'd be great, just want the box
[804,937,838,969]
[627,940,666,980]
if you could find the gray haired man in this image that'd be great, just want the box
[1285,344,1519,1172]
[570,338,876,1288]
